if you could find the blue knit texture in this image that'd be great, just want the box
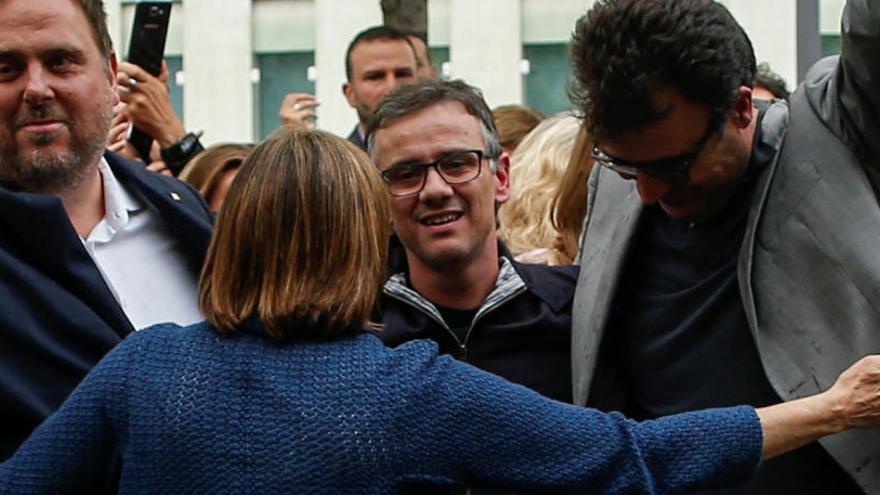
[1,322,762,494]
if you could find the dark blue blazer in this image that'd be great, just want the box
[347,125,367,151]
[0,152,213,460]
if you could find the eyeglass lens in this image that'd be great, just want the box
[383,150,483,196]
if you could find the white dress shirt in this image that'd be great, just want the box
[81,159,203,330]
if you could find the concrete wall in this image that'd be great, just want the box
[182,0,254,143]
[820,0,845,31]
[313,0,383,137]
[448,0,522,108]
[722,0,799,87]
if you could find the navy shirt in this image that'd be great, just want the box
[604,106,863,494]
[435,304,478,343]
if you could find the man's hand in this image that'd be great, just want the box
[116,61,186,148]
[106,103,172,176]
[146,159,173,177]
[107,102,139,160]
[278,93,319,130]
[757,354,880,460]
[824,354,880,429]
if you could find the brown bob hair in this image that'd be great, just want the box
[179,143,254,208]
[492,104,545,152]
[199,129,390,340]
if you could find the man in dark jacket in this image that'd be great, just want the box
[367,80,576,404]
[0,0,212,459]
[277,25,418,149]
[343,25,418,150]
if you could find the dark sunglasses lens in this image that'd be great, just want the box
[639,157,691,183]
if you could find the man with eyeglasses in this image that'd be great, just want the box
[366,80,577,419]
[569,0,880,492]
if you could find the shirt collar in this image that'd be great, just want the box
[87,157,144,242]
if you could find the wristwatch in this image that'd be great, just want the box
[160,131,205,176]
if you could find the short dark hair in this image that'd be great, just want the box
[345,25,414,81]
[72,0,114,60]
[755,62,791,101]
[570,0,756,143]
[365,79,503,161]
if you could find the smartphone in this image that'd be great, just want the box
[125,2,172,162]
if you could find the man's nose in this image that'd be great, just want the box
[23,64,54,104]
[418,167,453,202]
[635,172,673,205]
[385,73,410,91]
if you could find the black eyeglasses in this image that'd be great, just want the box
[380,149,488,197]
[591,122,715,184]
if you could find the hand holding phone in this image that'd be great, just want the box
[117,61,185,147]
[124,2,172,162]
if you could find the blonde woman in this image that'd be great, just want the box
[551,123,594,263]
[498,113,588,264]
[5,130,880,493]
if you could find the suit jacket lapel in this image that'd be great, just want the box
[106,152,213,258]
[738,100,789,343]
[0,185,135,336]
[572,167,643,405]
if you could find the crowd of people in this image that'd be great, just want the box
[2,0,880,493]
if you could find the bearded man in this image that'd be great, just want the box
[0,0,212,460]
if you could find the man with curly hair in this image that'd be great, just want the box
[570,0,880,492]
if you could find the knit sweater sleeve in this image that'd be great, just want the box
[0,328,141,493]
[397,351,762,494]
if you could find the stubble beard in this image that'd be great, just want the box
[0,96,113,195]
[356,101,375,128]
[411,232,487,273]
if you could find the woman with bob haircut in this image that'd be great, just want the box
[4,129,880,493]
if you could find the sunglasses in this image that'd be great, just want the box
[591,122,715,184]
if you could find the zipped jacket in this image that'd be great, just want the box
[377,246,577,403]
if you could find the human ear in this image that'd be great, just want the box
[730,85,754,129]
[494,152,511,205]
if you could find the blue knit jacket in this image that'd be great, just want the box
[0,320,762,494]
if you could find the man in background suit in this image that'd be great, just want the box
[279,25,418,150]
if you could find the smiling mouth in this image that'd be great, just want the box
[420,212,462,226]
[18,121,65,132]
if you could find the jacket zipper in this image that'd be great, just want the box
[459,285,527,361]
[384,285,528,362]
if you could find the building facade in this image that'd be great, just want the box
[110,0,846,144]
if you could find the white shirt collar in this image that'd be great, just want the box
[87,158,144,243]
